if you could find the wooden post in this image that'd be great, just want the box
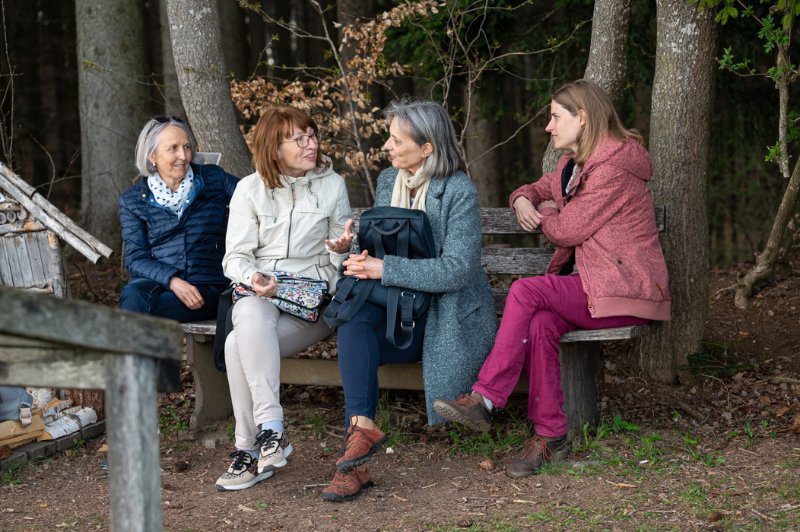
[105,354,162,532]
[186,334,232,430]
[560,341,602,442]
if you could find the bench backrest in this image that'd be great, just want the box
[352,206,665,312]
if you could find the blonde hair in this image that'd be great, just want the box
[251,107,324,188]
[552,79,642,166]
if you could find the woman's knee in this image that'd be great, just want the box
[231,296,279,329]
[119,279,160,313]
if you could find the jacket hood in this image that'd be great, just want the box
[583,137,652,183]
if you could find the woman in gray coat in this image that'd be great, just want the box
[321,100,496,502]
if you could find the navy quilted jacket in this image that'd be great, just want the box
[119,164,239,287]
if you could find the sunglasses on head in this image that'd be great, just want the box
[152,115,185,124]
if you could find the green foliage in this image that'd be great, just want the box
[682,341,755,377]
[159,405,189,437]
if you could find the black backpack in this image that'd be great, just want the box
[323,206,436,349]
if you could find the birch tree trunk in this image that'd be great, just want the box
[165,0,251,177]
[638,0,717,383]
[542,0,631,174]
[76,0,149,250]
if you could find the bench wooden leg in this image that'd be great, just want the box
[560,341,601,442]
[105,354,162,531]
[186,334,233,431]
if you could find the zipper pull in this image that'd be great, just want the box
[291,182,296,206]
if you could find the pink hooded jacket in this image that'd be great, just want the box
[509,137,671,321]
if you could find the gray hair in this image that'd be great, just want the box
[134,116,197,176]
[384,99,465,179]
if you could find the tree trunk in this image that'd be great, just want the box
[542,0,631,174]
[464,87,502,206]
[217,0,249,79]
[583,0,631,100]
[734,14,796,308]
[76,0,150,251]
[159,0,186,117]
[165,0,251,177]
[638,0,717,383]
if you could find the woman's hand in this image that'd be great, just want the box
[513,196,543,232]
[251,272,279,297]
[169,277,204,310]
[537,200,558,212]
[325,218,355,254]
[343,250,384,279]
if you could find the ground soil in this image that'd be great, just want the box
[1,256,799,531]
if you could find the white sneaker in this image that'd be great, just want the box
[255,429,293,474]
[215,450,272,491]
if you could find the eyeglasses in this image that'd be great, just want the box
[151,115,185,124]
[282,131,321,149]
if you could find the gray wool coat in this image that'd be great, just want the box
[376,167,497,425]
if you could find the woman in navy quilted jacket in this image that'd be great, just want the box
[118,116,238,322]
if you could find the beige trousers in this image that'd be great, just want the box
[225,296,332,450]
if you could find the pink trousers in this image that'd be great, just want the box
[472,274,648,437]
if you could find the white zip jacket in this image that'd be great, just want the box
[223,160,352,293]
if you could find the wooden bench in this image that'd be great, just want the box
[183,206,665,439]
[0,285,184,531]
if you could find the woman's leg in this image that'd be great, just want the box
[472,276,560,408]
[337,302,425,423]
[150,283,223,322]
[524,274,649,435]
[323,301,424,502]
[119,278,161,314]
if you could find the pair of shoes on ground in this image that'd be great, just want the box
[321,423,387,502]
[433,393,569,478]
[215,429,293,491]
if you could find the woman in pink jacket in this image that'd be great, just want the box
[433,79,670,478]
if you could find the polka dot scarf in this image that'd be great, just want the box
[148,166,195,217]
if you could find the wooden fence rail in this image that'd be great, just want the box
[0,285,183,531]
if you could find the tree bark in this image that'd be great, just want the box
[158,0,186,117]
[583,0,631,101]
[638,0,717,383]
[217,0,249,79]
[542,0,631,174]
[165,0,251,177]
[464,87,502,206]
[76,0,150,250]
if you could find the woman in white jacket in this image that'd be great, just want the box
[215,107,353,491]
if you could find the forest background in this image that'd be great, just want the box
[2,0,794,264]
[0,0,798,382]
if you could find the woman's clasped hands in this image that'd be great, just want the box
[342,250,383,280]
[513,197,558,232]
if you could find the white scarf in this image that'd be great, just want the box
[148,166,195,217]
[390,166,430,211]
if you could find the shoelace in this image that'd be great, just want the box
[254,429,280,451]
[521,436,552,460]
[228,450,252,470]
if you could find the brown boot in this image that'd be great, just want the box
[506,434,569,479]
[432,393,491,432]
[320,467,374,502]
[335,424,387,473]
